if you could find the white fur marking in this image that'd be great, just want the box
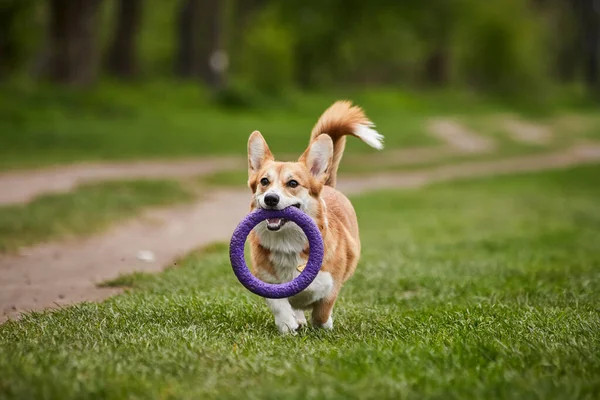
[255,222,307,254]
[289,271,334,310]
[354,123,384,150]
[265,298,299,334]
[248,137,266,171]
[321,315,333,330]
[320,198,329,229]
[294,309,307,326]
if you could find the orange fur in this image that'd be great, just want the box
[307,100,374,187]
[245,101,382,333]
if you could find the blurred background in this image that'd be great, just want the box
[2,0,600,350]
[0,0,599,168]
[2,0,600,94]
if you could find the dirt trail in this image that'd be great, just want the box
[427,118,494,152]
[0,189,250,322]
[339,143,600,194]
[0,157,245,206]
[2,143,600,322]
[503,118,552,145]
[0,119,489,207]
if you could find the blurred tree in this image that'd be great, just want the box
[405,0,458,86]
[553,1,581,82]
[44,0,104,86]
[0,0,37,79]
[238,5,294,95]
[274,0,360,88]
[197,0,223,89]
[424,42,451,86]
[0,1,21,78]
[176,0,199,78]
[229,0,264,71]
[576,0,600,97]
[105,0,143,78]
[176,0,224,89]
[234,0,264,28]
[455,0,549,96]
[0,0,594,101]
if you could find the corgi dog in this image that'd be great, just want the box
[246,101,383,334]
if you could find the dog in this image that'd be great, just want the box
[246,100,383,334]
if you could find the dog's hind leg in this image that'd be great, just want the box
[311,293,338,330]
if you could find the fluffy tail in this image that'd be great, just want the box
[309,100,384,187]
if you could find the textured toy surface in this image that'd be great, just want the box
[229,207,324,299]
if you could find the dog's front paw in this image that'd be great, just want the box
[275,316,300,335]
[294,309,308,328]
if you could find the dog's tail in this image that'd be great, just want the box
[309,100,383,187]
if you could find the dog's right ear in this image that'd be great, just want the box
[248,131,273,177]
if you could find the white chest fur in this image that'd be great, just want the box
[257,224,333,309]
[269,250,334,309]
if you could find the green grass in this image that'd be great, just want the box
[0,179,193,253]
[2,80,597,171]
[200,169,249,188]
[2,164,600,398]
[551,113,600,141]
[1,111,564,252]
[0,83,444,171]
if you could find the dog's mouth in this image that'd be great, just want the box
[264,203,301,231]
[266,218,287,231]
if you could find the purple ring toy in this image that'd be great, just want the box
[229,206,324,299]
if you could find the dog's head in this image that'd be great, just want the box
[247,130,331,233]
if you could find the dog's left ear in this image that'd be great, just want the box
[299,135,333,181]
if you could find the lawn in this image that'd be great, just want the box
[1,164,599,399]
[0,136,555,253]
[0,179,193,253]
[0,83,440,171]
[3,82,595,171]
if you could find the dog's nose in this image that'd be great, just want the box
[264,193,280,207]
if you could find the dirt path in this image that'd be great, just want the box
[0,157,245,206]
[0,189,250,322]
[503,118,552,145]
[427,118,495,152]
[0,119,490,207]
[2,142,600,322]
[339,143,600,194]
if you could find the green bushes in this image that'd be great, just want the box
[238,7,295,96]
[0,0,594,104]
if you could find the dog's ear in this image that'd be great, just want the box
[299,135,333,181]
[248,131,274,176]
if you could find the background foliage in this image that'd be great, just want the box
[0,0,598,101]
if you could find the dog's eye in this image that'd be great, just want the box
[287,180,299,188]
[260,178,270,186]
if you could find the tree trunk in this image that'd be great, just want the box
[105,0,143,78]
[231,0,263,54]
[234,0,263,26]
[197,0,222,89]
[0,3,19,79]
[576,0,600,97]
[176,0,199,78]
[556,44,580,82]
[423,45,450,86]
[176,0,224,89]
[46,0,104,86]
[294,45,313,89]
